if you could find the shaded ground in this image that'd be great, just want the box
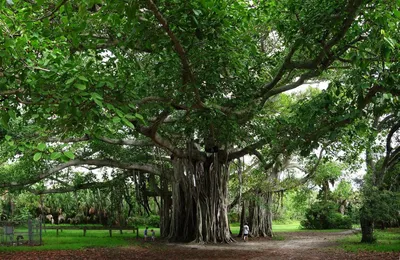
[1,230,399,260]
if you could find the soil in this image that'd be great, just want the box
[1,230,399,260]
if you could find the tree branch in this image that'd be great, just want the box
[262,70,320,102]
[33,0,69,22]
[47,135,154,146]
[146,0,194,81]
[228,139,268,161]
[0,88,25,96]
[273,147,326,192]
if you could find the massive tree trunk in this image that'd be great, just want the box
[249,158,282,238]
[249,191,273,237]
[167,154,234,243]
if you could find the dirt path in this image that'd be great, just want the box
[178,230,357,251]
[1,230,399,260]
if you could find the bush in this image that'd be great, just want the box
[127,215,160,228]
[228,212,240,223]
[301,201,352,229]
[147,215,160,227]
[127,216,146,227]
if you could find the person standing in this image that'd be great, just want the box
[243,223,250,242]
[151,229,155,241]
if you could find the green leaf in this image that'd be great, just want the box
[384,36,396,49]
[64,151,75,159]
[135,113,146,124]
[66,77,75,85]
[135,113,144,121]
[8,110,16,120]
[93,98,103,107]
[90,92,103,100]
[115,109,124,118]
[112,117,121,123]
[124,114,136,120]
[37,142,46,151]
[78,75,89,82]
[1,113,10,128]
[61,16,68,24]
[33,152,42,161]
[5,135,12,141]
[75,84,86,90]
[50,152,62,160]
[394,9,400,19]
[193,9,201,16]
[122,117,134,128]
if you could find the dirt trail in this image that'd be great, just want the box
[175,230,357,251]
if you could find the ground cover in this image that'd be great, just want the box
[1,224,399,259]
[339,228,400,252]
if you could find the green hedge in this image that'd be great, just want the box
[301,201,352,229]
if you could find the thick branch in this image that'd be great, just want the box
[47,135,154,146]
[258,42,300,98]
[262,70,320,102]
[228,139,268,161]
[147,0,194,82]
[0,88,25,96]
[273,148,325,192]
[381,121,400,172]
[33,0,69,21]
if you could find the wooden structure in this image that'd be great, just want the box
[45,226,139,238]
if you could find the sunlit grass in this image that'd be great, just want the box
[339,228,400,252]
[0,227,160,252]
[230,221,349,234]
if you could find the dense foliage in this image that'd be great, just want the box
[301,201,352,229]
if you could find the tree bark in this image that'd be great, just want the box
[160,176,171,237]
[360,215,375,243]
[238,200,245,237]
[249,191,273,237]
[167,154,234,243]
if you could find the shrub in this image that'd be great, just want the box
[301,201,352,229]
[147,215,160,228]
[127,215,160,228]
[228,212,240,223]
[127,216,147,227]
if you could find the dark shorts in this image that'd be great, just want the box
[243,234,248,237]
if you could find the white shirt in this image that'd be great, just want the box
[243,225,249,235]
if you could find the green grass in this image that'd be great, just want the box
[229,222,302,234]
[339,228,400,252]
[230,222,348,234]
[0,227,161,252]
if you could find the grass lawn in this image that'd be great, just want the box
[230,221,347,234]
[339,228,400,252]
[0,226,163,252]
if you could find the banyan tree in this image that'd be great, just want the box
[1,0,399,243]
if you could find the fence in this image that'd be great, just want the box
[0,218,42,246]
